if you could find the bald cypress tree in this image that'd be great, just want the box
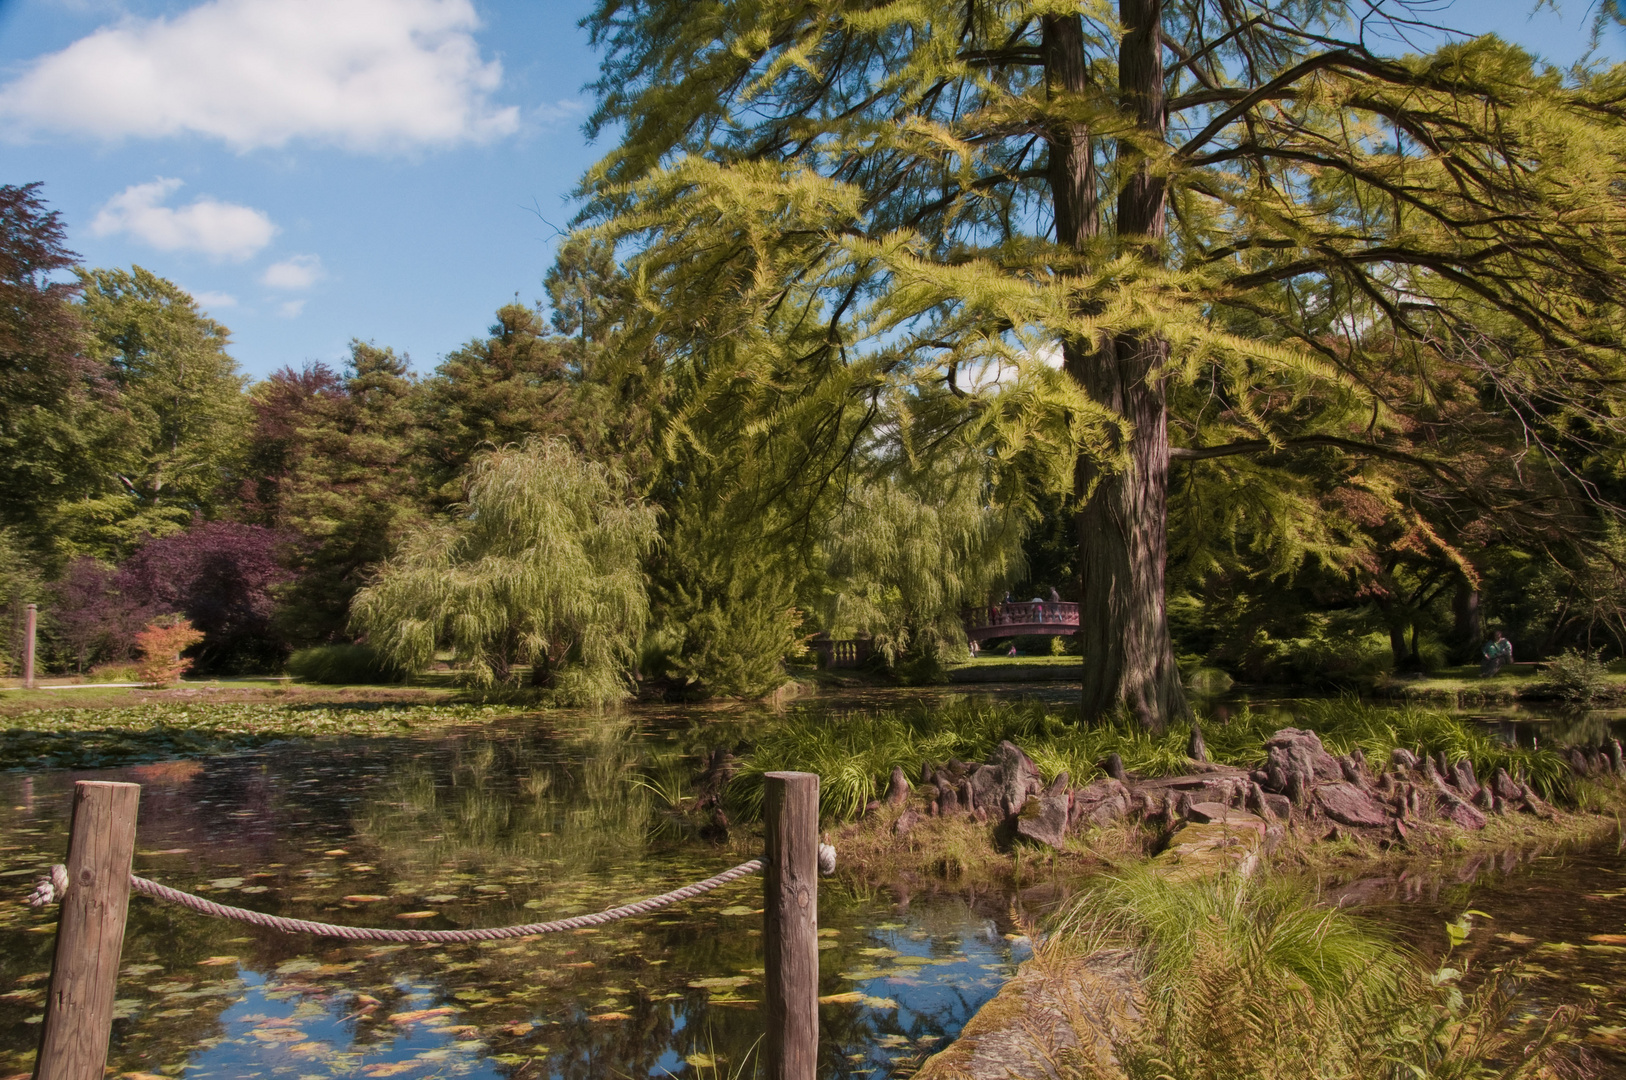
[581,0,1626,725]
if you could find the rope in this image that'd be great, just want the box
[27,843,836,943]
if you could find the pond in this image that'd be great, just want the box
[0,705,1029,1080]
[4,686,1626,1078]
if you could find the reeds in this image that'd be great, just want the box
[1043,869,1578,1080]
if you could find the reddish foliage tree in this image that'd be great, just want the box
[50,557,155,671]
[117,522,293,672]
[134,616,205,685]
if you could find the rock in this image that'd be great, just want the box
[1422,765,1488,830]
[1434,750,1452,778]
[920,762,933,785]
[1491,768,1522,802]
[1171,791,1193,820]
[1339,755,1362,785]
[1314,782,1390,829]
[1244,781,1271,819]
[1188,721,1208,763]
[1016,772,1072,849]
[1350,747,1368,772]
[1250,769,1270,786]
[1101,753,1128,783]
[1375,771,1394,794]
[1453,760,1480,800]
[886,766,910,807]
[894,810,921,836]
[1474,786,1495,812]
[919,782,940,806]
[865,799,881,816]
[1611,740,1625,775]
[938,783,960,815]
[1263,728,1343,801]
[1070,778,1131,829]
[1262,793,1293,821]
[1184,802,1267,832]
[1390,747,1418,771]
[988,741,1044,817]
[968,764,1004,817]
[1570,747,1591,776]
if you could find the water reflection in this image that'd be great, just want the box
[0,714,1024,1080]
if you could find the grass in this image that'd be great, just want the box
[727,696,1573,824]
[1040,868,1577,1080]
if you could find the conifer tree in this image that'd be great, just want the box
[416,303,592,506]
[581,0,1626,725]
[273,342,423,643]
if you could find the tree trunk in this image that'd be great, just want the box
[1452,579,1482,660]
[1050,0,1189,728]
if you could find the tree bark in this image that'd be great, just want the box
[1452,579,1482,660]
[1050,0,1189,727]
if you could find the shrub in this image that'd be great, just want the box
[1046,869,1573,1080]
[134,617,205,686]
[285,644,403,685]
[1542,647,1611,704]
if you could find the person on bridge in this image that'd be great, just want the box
[1048,586,1060,602]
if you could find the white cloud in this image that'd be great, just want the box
[91,178,277,261]
[0,0,519,151]
[278,299,306,318]
[192,290,239,309]
[261,254,324,290]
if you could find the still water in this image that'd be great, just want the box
[6,688,1626,1078]
[0,709,1028,1079]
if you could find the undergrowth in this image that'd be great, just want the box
[729,697,1571,823]
[1044,869,1578,1079]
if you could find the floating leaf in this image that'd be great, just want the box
[818,991,864,1004]
[208,878,244,889]
[689,976,751,990]
[196,956,238,967]
[251,1028,306,1042]
[343,895,389,903]
[395,910,439,920]
[589,1012,630,1022]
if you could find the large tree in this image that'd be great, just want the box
[581,0,1626,725]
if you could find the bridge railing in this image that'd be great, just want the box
[965,601,1079,630]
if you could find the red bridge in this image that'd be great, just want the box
[965,601,1079,641]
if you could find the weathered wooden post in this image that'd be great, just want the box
[22,602,37,689]
[34,781,141,1080]
[764,771,819,1080]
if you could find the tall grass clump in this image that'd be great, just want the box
[729,696,1573,823]
[1046,869,1573,1080]
[286,644,404,685]
[728,698,1199,822]
[1288,698,1572,802]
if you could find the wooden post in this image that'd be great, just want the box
[764,771,819,1080]
[34,781,141,1080]
[22,603,37,689]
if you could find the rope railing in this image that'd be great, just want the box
[29,843,835,943]
[28,776,830,1080]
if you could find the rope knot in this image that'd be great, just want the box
[28,864,68,908]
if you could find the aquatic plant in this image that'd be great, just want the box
[1045,869,1575,1079]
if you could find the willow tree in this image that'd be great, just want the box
[351,440,657,703]
[581,0,1626,725]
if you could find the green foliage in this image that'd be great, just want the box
[1541,648,1612,704]
[0,527,43,676]
[729,697,1569,823]
[351,440,657,705]
[68,267,247,559]
[415,304,596,507]
[817,446,1028,678]
[271,341,424,644]
[285,643,403,685]
[1047,870,1570,1079]
[1288,699,1572,803]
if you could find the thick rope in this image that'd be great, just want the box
[27,843,836,943]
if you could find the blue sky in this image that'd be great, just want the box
[0,0,1618,381]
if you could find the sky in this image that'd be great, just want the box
[0,0,1619,381]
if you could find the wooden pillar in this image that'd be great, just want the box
[34,781,141,1080]
[764,771,819,1080]
[23,603,37,689]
